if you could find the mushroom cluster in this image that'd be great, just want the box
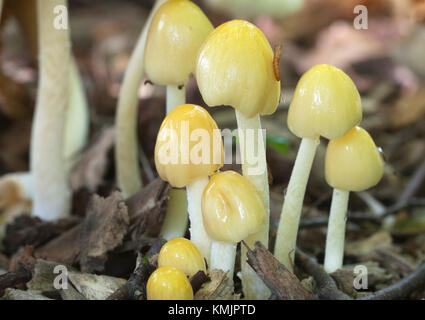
[274,64,384,273]
[0,0,389,302]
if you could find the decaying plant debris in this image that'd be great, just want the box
[1,0,425,300]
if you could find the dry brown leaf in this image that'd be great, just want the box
[345,231,393,257]
[390,86,425,129]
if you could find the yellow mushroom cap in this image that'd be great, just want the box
[158,238,207,278]
[154,104,224,188]
[201,171,266,243]
[196,20,281,118]
[287,64,362,140]
[147,266,194,300]
[145,0,213,86]
[325,126,384,192]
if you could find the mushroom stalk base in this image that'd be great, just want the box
[187,177,212,263]
[274,137,319,271]
[115,0,168,198]
[160,189,188,241]
[235,110,270,300]
[210,241,236,285]
[166,84,185,114]
[324,188,349,273]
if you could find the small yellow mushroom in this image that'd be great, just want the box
[202,171,266,282]
[147,266,193,300]
[154,104,224,263]
[324,126,384,273]
[145,0,213,112]
[158,238,207,278]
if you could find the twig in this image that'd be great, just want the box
[395,157,425,209]
[0,265,33,297]
[300,196,425,229]
[300,212,381,229]
[360,262,425,300]
[295,249,352,300]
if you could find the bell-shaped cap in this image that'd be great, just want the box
[325,126,384,192]
[201,171,266,243]
[288,64,362,140]
[196,20,281,118]
[154,104,224,188]
[147,266,193,300]
[158,237,207,278]
[145,0,213,86]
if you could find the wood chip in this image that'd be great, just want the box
[35,224,82,266]
[2,288,53,300]
[245,241,313,300]
[79,191,130,273]
[126,178,170,241]
[68,272,126,300]
[195,269,239,300]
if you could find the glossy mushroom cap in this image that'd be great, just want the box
[158,238,207,278]
[196,20,281,118]
[325,126,384,192]
[154,104,224,188]
[201,171,266,243]
[147,266,194,300]
[288,64,362,140]
[145,0,213,86]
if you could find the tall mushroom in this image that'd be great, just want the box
[144,0,213,241]
[274,64,362,270]
[115,0,168,198]
[324,126,384,273]
[202,171,266,284]
[0,0,89,224]
[196,19,280,299]
[154,104,223,262]
[30,0,72,221]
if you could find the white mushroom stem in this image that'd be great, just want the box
[160,188,188,241]
[166,84,185,114]
[274,137,319,271]
[160,83,188,240]
[64,57,89,172]
[31,0,71,221]
[235,110,270,300]
[209,241,236,284]
[115,0,168,198]
[186,177,212,263]
[324,188,349,273]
